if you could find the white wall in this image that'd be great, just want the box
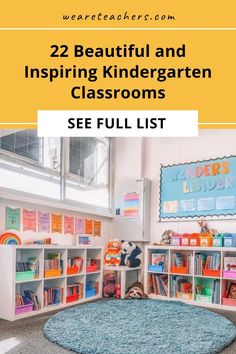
[0,198,111,247]
[115,130,236,244]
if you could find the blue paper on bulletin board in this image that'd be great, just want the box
[160,156,236,220]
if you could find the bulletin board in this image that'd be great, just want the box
[159,155,236,220]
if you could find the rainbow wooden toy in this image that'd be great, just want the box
[0,232,21,245]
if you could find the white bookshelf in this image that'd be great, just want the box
[0,245,103,321]
[144,245,236,312]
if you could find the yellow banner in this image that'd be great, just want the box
[0,30,235,128]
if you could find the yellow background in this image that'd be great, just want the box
[0,30,235,128]
[0,1,236,28]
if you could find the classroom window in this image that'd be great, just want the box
[66,137,110,209]
[0,130,61,199]
[0,131,112,211]
[0,130,43,163]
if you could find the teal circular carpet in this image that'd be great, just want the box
[44,300,236,354]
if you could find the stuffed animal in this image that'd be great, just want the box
[160,230,175,246]
[120,241,142,268]
[125,282,148,300]
[198,220,210,234]
[104,239,121,266]
[198,220,218,236]
[103,273,116,298]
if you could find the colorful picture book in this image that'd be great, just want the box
[44,253,62,270]
[44,287,64,307]
[172,253,193,273]
[195,254,207,275]
[67,256,83,271]
[16,290,40,310]
[66,283,83,298]
[195,253,220,274]
[205,253,220,270]
[171,276,192,297]
[224,257,236,271]
[149,273,168,296]
[16,257,39,277]
[151,253,168,272]
[224,282,236,300]
[228,283,236,299]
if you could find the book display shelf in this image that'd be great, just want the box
[0,245,103,321]
[144,245,236,311]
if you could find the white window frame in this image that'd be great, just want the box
[0,136,114,217]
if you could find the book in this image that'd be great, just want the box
[171,276,192,297]
[224,257,236,271]
[195,253,220,273]
[44,253,63,271]
[23,290,40,310]
[151,253,168,272]
[195,254,207,275]
[228,283,236,299]
[66,283,84,298]
[67,256,83,271]
[149,274,168,296]
[212,280,220,304]
[15,290,39,309]
[44,286,64,307]
[16,257,39,277]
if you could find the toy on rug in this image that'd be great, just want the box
[103,273,116,298]
[120,241,142,268]
[125,282,148,300]
[104,239,121,266]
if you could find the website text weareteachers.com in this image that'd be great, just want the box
[62,11,175,23]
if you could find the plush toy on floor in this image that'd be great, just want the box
[103,273,116,298]
[119,241,142,268]
[125,282,148,300]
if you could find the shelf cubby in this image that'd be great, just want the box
[67,248,85,275]
[0,245,103,321]
[86,248,102,273]
[195,277,220,304]
[147,248,168,273]
[15,280,43,316]
[44,277,66,308]
[222,250,236,280]
[222,279,236,307]
[147,272,169,297]
[86,272,100,298]
[144,245,236,311]
[195,250,221,277]
[44,248,66,278]
[170,249,194,275]
[16,248,43,281]
[170,275,193,300]
[66,274,85,303]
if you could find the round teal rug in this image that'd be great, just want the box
[44,300,236,354]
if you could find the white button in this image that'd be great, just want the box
[38,110,198,137]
